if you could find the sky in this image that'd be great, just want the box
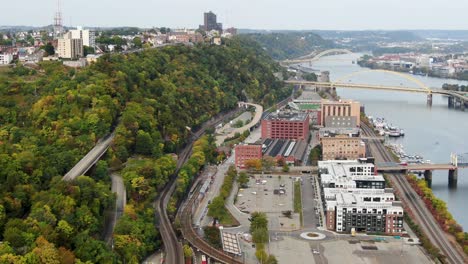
[2,0,468,30]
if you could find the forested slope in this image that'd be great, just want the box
[240,32,334,60]
[0,37,290,263]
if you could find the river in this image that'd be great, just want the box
[308,53,468,229]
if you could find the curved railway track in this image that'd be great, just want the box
[362,122,466,264]
[180,183,243,264]
[157,109,242,264]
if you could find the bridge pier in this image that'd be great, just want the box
[424,170,432,187]
[448,169,458,188]
[448,96,454,108]
[461,100,466,111]
[427,93,433,107]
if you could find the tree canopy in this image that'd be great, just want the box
[0,36,290,261]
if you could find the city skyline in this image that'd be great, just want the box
[2,0,468,30]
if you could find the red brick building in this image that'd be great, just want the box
[261,111,309,141]
[234,144,262,169]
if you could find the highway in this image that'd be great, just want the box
[104,173,126,245]
[361,122,467,264]
[220,103,263,143]
[62,133,115,181]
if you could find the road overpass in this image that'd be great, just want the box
[215,102,263,146]
[62,133,115,181]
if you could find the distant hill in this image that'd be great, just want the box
[238,32,335,60]
[410,30,468,41]
[311,30,423,42]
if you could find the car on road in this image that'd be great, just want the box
[312,249,320,254]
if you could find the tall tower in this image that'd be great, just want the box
[53,0,64,38]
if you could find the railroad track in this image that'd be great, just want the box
[180,183,243,264]
[156,109,242,264]
[362,122,466,264]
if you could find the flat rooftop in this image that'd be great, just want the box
[262,138,308,162]
[323,188,396,202]
[263,110,308,122]
[295,90,323,102]
[220,231,242,256]
[319,160,384,185]
[319,127,361,138]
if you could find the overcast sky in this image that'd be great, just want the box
[2,0,468,30]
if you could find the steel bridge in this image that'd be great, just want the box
[282,49,353,64]
[285,69,468,108]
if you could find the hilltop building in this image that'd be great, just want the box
[200,11,223,32]
[69,26,95,47]
[57,32,83,59]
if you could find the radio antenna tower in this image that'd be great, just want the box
[53,0,64,38]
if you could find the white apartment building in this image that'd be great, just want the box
[69,26,95,47]
[0,53,14,65]
[57,32,83,60]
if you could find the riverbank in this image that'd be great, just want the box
[358,57,468,82]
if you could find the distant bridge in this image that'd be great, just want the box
[62,133,115,181]
[282,49,353,64]
[285,69,468,108]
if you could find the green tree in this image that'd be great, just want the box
[203,226,222,249]
[309,145,322,166]
[303,72,317,81]
[262,156,276,171]
[132,37,143,48]
[94,160,108,181]
[238,172,249,187]
[135,130,153,155]
[44,43,55,56]
[183,244,193,258]
[266,255,279,264]
[250,212,268,232]
[83,46,95,56]
[252,228,269,244]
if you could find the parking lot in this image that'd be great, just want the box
[321,238,433,264]
[270,236,316,264]
[236,175,294,213]
[235,174,301,230]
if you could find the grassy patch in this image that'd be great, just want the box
[294,181,303,226]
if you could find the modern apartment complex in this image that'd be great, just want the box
[318,160,404,235]
[324,188,404,234]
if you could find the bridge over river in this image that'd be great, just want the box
[285,79,468,110]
